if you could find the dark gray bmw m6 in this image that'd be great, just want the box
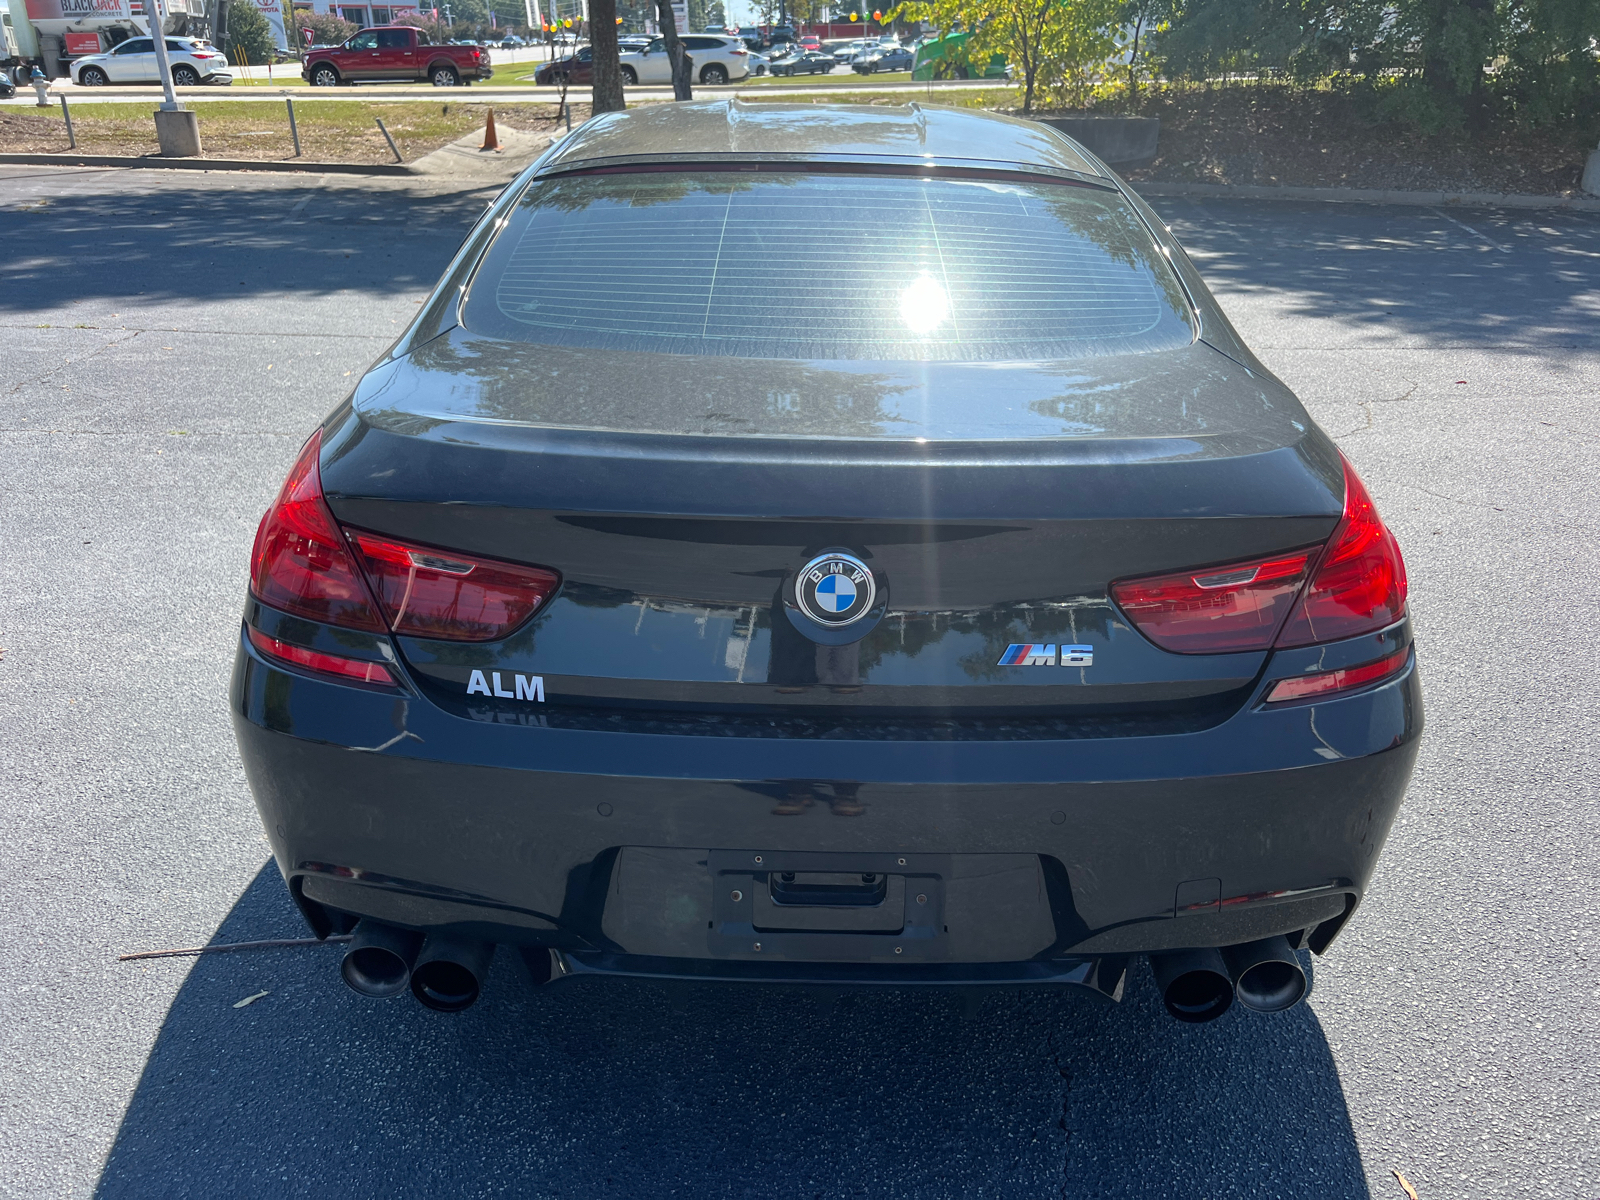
[231,100,1421,1023]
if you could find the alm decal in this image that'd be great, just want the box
[466,670,544,702]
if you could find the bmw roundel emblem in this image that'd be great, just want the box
[794,552,877,628]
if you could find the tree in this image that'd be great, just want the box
[590,0,626,112]
[295,10,357,47]
[393,11,450,42]
[889,0,1121,112]
[655,0,693,98]
[1117,0,1171,103]
[222,0,274,65]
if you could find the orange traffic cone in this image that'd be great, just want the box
[481,108,500,152]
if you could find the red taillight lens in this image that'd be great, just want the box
[1265,647,1409,704]
[1275,458,1407,648]
[248,626,396,686]
[251,431,559,645]
[250,431,385,632]
[347,531,559,642]
[1110,550,1313,653]
[1110,457,1408,655]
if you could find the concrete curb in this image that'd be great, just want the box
[1130,180,1600,212]
[0,152,410,175]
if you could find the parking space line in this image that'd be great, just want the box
[1432,208,1511,253]
[280,176,331,224]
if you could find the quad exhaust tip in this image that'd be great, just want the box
[340,918,423,999]
[410,935,496,1013]
[1151,935,1309,1023]
[1225,935,1308,1013]
[1150,947,1234,1023]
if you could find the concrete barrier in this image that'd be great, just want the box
[1036,116,1159,166]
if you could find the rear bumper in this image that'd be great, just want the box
[230,612,1422,982]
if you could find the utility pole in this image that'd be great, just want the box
[149,0,179,109]
[147,0,202,155]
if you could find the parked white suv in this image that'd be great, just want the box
[71,37,234,87]
[619,33,749,86]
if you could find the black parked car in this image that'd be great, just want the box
[770,48,836,75]
[233,100,1421,1024]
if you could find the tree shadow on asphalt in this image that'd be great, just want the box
[1146,197,1600,352]
[0,177,497,310]
[95,863,1369,1200]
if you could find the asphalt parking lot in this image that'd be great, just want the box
[0,163,1596,1200]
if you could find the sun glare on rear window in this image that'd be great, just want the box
[460,172,1193,362]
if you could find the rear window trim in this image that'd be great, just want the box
[532,155,1114,191]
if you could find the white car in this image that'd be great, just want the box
[619,33,749,86]
[71,36,233,86]
[830,39,877,64]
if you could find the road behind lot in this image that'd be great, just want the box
[0,164,1595,1200]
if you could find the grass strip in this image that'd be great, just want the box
[0,99,581,162]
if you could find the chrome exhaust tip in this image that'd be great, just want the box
[410,935,495,1013]
[340,919,423,999]
[1224,936,1308,1013]
[1150,947,1234,1023]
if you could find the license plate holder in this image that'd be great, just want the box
[707,849,947,962]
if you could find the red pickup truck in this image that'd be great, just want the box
[302,26,492,87]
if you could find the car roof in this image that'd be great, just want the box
[539,99,1106,181]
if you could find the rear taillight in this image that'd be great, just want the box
[347,531,559,642]
[1111,455,1407,655]
[251,430,559,649]
[250,431,385,632]
[1110,550,1314,654]
[1265,647,1408,704]
[1274,458,1407,647]
[248,626,395,686]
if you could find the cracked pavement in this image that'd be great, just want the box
[0,167,1596,1199]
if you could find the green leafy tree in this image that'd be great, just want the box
[890,0,1122,112]
[1117,0,1172,102]
[295,10,357,47]
[1495,0,1600,125]
[1153,0,1600,130]
[222,0,275,65]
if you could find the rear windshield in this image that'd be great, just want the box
[460,171,1193,363]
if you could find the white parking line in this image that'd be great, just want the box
[279,176,330,224]
[1432,207,1511,253]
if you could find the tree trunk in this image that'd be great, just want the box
[655,0,693,99]
[1127,13,1143,107]
[589,0,626,113]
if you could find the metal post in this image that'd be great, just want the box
[149,0,181,111]
[375,117,402,162]
[285,96,301,156]
[60,95,75,149]
[564,101,571,131]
